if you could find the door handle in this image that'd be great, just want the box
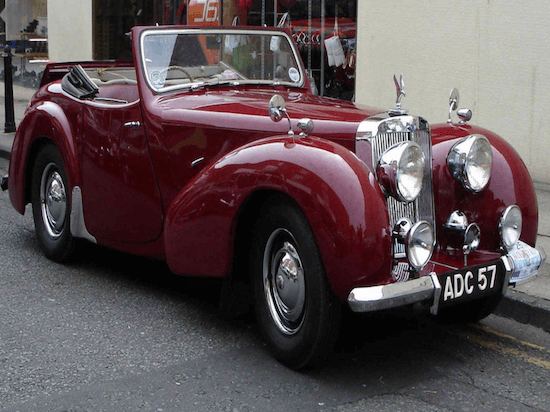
[124,121,141,127]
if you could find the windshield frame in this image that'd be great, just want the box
[139,27,307,94]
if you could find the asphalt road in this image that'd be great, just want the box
[1,156,550,412]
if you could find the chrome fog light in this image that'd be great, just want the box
[500,205,522,251]
[377,141,425,202]
[406,221,434,271]
[447,134,492,192]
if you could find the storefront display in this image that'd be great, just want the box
[92,0,356,100]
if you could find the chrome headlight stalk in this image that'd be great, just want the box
[392,218,412,244]
[376,141,425,203]
[447,134,493,192]
[500,205,522,251]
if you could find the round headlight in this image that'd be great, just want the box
[406,221,434,271]
[447,134,492,192]
[500,205,522,251]
[376,142,425,202]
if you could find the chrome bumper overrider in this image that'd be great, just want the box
[348,242,546,314]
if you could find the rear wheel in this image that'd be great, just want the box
[31,143,75,262]
[252,196,341,369]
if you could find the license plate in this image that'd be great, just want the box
[438,260,505,308]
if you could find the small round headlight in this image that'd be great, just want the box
[500,205,522,251]
[447,134,492,192]
[376,142,425,202]
[406,221,434,271]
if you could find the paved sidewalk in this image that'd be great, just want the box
[1,81,549,332]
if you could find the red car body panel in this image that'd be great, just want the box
[6,25,540,304]
[431,123,538,249]
[9,93,80,215]
[79,98,163,244]
[164,136,392,300]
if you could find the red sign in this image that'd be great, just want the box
[188,0,220,26]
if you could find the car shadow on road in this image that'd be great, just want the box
[18,231,495,378]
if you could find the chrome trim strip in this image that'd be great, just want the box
[501,255,513,295]
[70,186,97,243]
[348,276,435,313]
[124,121,141,127]
[429,272,442,315]
[191,157,205,167]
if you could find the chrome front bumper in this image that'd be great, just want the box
[348,242,546,314]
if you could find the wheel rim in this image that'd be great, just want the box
[40,163,67,239]
[263,229,306,335]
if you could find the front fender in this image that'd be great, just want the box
[431,124,538,251]
[164,136,392,300]
[9,99,80,214]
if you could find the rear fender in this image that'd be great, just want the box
[164,136,392,300]
[9,101,79,214]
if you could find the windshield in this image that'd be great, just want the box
[140,28,305,93]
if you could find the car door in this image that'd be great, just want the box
[80,100,163,243]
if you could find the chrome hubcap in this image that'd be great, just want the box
[40,163,67,239]
[263,229,306,335]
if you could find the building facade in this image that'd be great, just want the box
[355,1,550,185]
[3,0,548,183]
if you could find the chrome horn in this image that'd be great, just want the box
[447,88,473,125]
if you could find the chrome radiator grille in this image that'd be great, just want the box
[356,115,435,257]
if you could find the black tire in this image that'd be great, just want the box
[31,143,75,262]
[436,293,503,324]
[252,196,341,369]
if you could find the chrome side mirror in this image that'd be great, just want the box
[269,94,287,122]
[268,94,295,136]
[447,88,459,123]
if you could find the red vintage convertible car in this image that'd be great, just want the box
[2,26,546,368]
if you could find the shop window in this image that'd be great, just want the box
[243,0,357,100]
[92,0,356,100]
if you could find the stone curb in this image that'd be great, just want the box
[495,289,550,333]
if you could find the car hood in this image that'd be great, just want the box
[157,88,385,144]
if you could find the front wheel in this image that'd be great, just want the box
[252,197,341,369]
[31,143,75,262]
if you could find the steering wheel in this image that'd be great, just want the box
[161,65,194,82]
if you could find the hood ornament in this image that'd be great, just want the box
[389,74,408,116]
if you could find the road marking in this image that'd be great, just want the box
[464,333,550,370]
[453,326,550,371]
[474,324,548,352]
